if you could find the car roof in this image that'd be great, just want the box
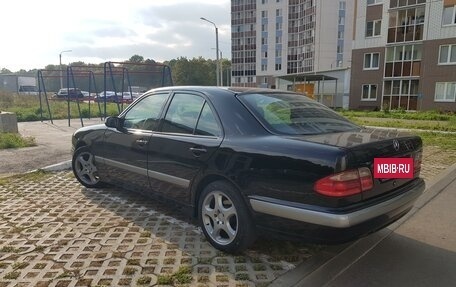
[149,86,294,96]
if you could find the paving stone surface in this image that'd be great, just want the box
[419,146,456,183]
[0,172,316,287]
[0,146,453,287]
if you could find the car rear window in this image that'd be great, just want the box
[237,93,359,135]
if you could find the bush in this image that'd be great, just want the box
[0,133,36,149]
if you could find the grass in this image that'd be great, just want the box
[0,92,120,122]
[157,266,193,285]
[338,109,456,151]
[0,246,19,253]
[0,170,51,188]
[16,170,51,182]
[349,117,456,132]
[339,109,456,121]
[12,262,29,270]
[136,276,152,285]
[0,132,36,149]
[417,132,456,151]
[3,271,20,280]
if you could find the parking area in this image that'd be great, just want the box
[0,171,318,287]
[1,117,455,287]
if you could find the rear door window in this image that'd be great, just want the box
[161,93,222,137]
[195,102,222,137]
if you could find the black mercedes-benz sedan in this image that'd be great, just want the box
[71,86,425,253]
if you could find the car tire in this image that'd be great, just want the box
[72,146,104,188]
[198,180,256,253]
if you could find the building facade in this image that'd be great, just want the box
[350,0,456,111]
[231,0,355,108]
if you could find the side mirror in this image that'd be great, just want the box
[105,116,121,129]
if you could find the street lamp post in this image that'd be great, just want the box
[212,48,224,86]
[219,50,223,86]
[200,17,220,86]
[59,50,72,89]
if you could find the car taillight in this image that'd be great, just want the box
[314,167,373,197]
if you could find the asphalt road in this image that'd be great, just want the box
[0,118,104,177]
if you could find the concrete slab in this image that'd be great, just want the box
[0,112,18,133]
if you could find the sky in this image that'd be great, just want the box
[0,0,231,72]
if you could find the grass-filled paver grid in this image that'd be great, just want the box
[0,171,318,287]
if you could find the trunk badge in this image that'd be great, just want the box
[393,139,400,151]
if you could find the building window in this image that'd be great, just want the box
[439,44,456,64]
[275,49,282,57]
[261,64,267,71]
[364,53,380,69]
[388,7,425,43]
[276,9,282,17]
[262,37,268,45]
[362,84,377,101]
[338,31,344,39]
[247,77,254,83]
[262,11,268,18]
[443,5,456,25]
[275,36,282,43]
[367,0,383,5]
[339,16,345,25]
[275,63,282,70]
[261,0,268,4]
[337,44,343,53]
[366,20,381,37]
[276,22,282,30]
[435,82,456,102]
[339,1,346,10]
[390,0,425,9]
[385,45,422,77]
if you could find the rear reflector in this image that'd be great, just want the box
[314,167,373,197]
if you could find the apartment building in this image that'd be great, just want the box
[231,0,355,108]
[350,0,456,111]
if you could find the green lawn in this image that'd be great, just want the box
[341,110,456,151]
[348,117,456,132]
[0,92,120,122]
[339,109,456,121]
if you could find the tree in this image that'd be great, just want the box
[128,55,144,63]
[165,57,217,86]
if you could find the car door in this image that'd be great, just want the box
[101,92,169,192]
[147,92,223,203]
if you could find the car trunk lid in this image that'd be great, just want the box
[289,128,423,201]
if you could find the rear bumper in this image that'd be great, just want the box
[249,178,425,229]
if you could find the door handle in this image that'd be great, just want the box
[189,147,207,157]
[136,139,148,146]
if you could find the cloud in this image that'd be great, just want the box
[0,0,231,71]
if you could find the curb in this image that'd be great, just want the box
[271,163,456,287]
[37,160,72,172]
